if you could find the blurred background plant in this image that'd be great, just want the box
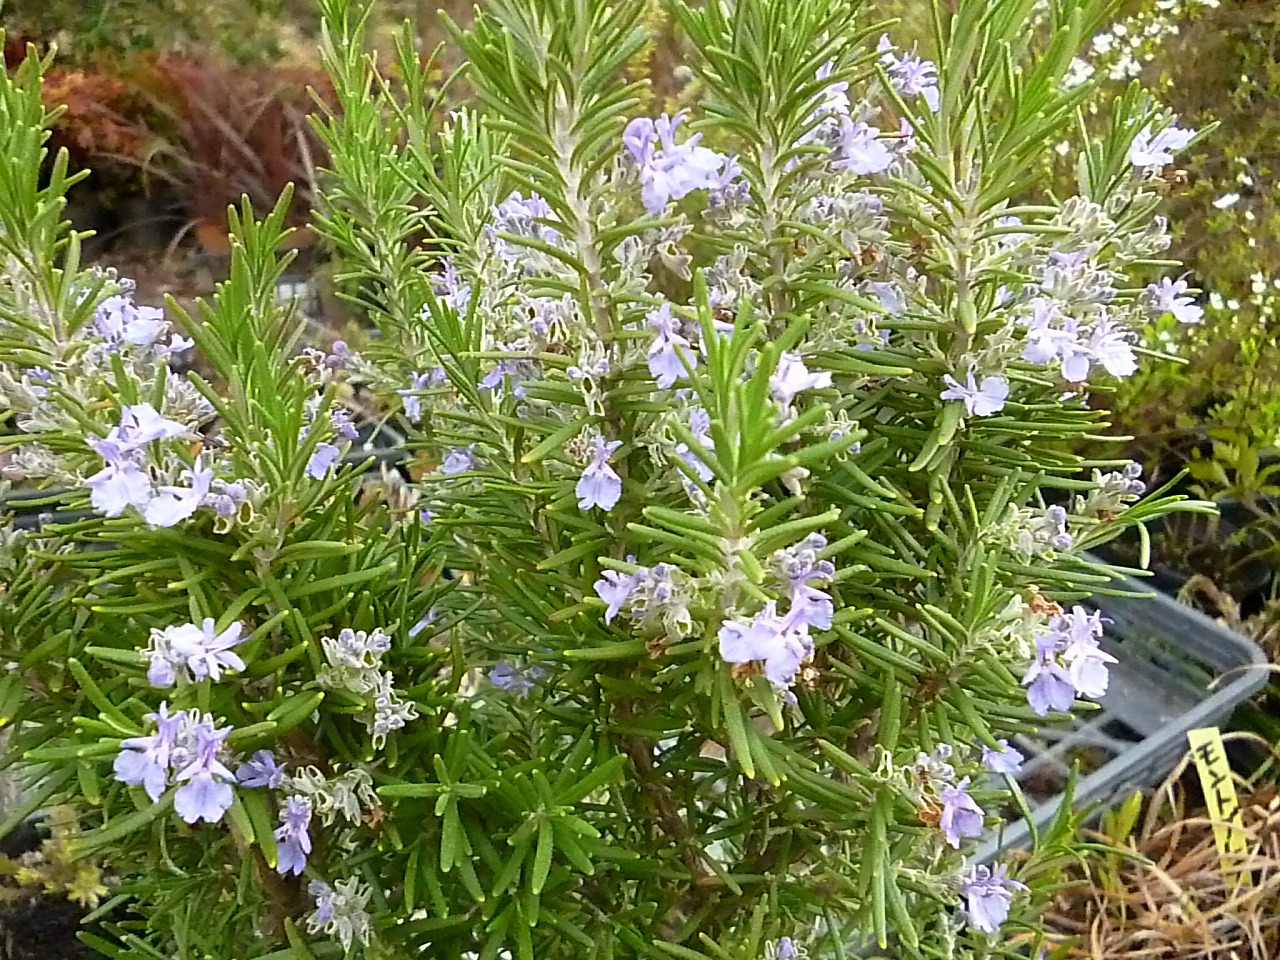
[129,56,335,250]
[3,0,303,66]
[1093,1,1280,487]
[1048,3,1280,746]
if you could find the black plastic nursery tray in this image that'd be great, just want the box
[978,563,1268,862]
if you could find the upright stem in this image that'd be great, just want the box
[756,138,792,324]
[553,96,614,341]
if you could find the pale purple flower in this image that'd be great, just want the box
[117,403,189,447]
[487,191,562,266]
[432,258,472,312]
[112,702,181,802]
[626,111,729,215]
[879,35,940,111]
[1042,247,1091,276]
[783,547,834,632]
[1086,314,1138,379]
[674,407,714,482]
[1068,649,1116,700]
[1147,277,1203,324]
[1041,504,1073,552]
[489,662,545,697]
[778,534,835,631]
[479,357,534,397]
[1020,299,1076,365]
[576,436,623,512]
[770,353,832,408]
[25,366,52,397]
[274,795,313,876]
[994,214,1031,248]
[145,618,246,687]
[941,371,1009,417]
[440,445,475,475]
[832,119,893,174]
[331,409,360,440]
[307,442,342,480]
[594,569,641,623]
[189,619,246,681]
[144,631,180,688]
[1060,339,1091,383]
[866,281,906,316]
[325,341,351,370]
[173,718,235,824]
[789,582,833,632]
[160,333,195,357]
[646,302,696,388]
[891,116,917,157]
[408,608,437,639]
[148,629,193,687]
[87,404,188,489]
[236,750,285,789]
[84,405,187,523]
[493,191,557,230]
[961,862,1027,934]
[142,456,214,528]
[1039,247,1118,306]
[623,117,656,165]
[85,462,153,518]
[1056,606,1116,699]
[982,740,1025,775]
[1129,123,1195,168]
[94,295,167,347]
[707,155,749,207]
[479,362,507,391]
[814,61,850,115]
[209,479,249,519]
[775,937,799,960]
[309,880,336,928]
[718,602,813,689]
[398,371,437,424]
[939,777,985,848]
[1022,633,1077,716]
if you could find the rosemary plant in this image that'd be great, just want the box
[0,0,1210,957]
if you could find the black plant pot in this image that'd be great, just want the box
[1092,496,1280,617]
[0,820,96,960]
[0,892,96,960]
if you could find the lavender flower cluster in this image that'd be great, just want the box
[112,704,236,823]
[105,617,409,949]
[113,710,376,943]
[717,534,836,690]
[1021,605,1116,716]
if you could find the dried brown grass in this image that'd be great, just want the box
[1044,736,1280,959]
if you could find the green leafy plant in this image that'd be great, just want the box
[0,0,1217,956]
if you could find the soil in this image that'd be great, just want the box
[0,822,95,960]
[0,892,95,960]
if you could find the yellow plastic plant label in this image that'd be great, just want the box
[1187,727,1251,888]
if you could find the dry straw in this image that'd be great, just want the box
[1044,731,1280,959]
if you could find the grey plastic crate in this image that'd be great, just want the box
[978,566,1268,862]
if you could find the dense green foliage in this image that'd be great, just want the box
[0,0,1215,957]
